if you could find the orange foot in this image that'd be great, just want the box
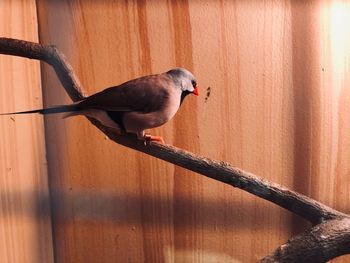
[144,134,165,144]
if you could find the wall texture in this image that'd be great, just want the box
[1,0,350,262]
[0,1,53,263]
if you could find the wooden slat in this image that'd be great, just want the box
[0,1,54,263]
[36,0,350,262]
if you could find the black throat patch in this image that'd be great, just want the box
[180,90,191,105]
[106,111,126,131]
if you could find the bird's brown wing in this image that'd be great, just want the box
[78,74,173,113]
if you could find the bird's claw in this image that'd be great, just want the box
[144,134,165,145]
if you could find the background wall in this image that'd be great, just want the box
[0,1,53,263]
[1,0,350,262]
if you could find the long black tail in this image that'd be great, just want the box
[0,104,80,116]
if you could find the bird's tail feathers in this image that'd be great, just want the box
[0,104,80,116]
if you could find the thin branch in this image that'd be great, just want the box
[105,131,347,225]
[0,37,345,225]
[0,38,86,100]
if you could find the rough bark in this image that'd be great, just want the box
[262,218,350,262]
[1,37,350,262]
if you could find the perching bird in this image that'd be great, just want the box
[0,68,199,143]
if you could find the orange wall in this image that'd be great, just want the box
[1,0,350,262]
[0,1,53,263]
[36,0,350,262]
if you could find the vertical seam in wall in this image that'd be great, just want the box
[34,0,56,262]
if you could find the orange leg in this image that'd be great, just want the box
[143,134,165,144]
[136,131,165,144]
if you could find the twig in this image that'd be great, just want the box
[1,37,349,261]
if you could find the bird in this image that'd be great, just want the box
[0,67,199,143]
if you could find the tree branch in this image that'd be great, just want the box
[0,38,86,101]
[261,218,350,262]
[1,37,349,261]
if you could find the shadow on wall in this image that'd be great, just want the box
[0,189,309,230]
[291,0,322,234]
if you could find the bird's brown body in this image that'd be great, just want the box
[1,68,198,143]
[75,73,185,139]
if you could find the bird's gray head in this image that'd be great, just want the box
[166,68,199,97]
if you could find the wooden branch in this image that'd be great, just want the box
[1,37,350,261]
[0,38,86,101]
[110,134,347,224]
[262,218,350,262]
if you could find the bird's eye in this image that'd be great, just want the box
[191,80,197,87]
